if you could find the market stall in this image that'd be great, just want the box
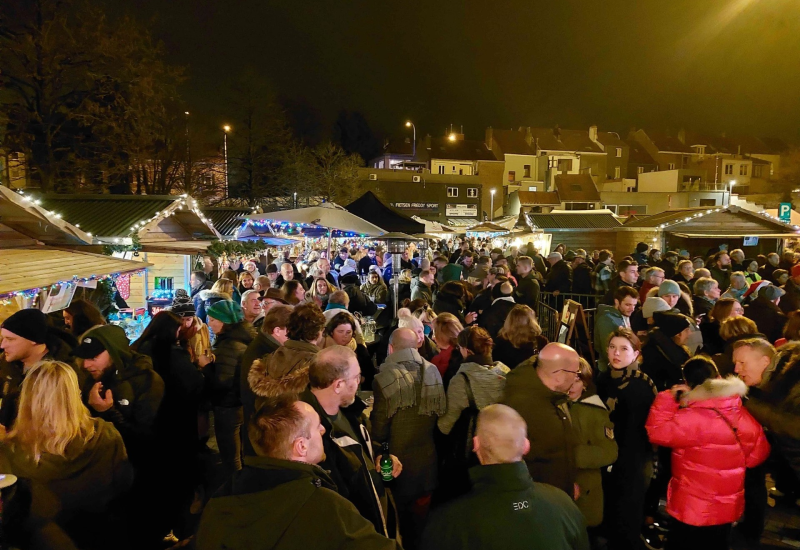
[0,247,152,328]
[346,191,425,235]
[0,185,92,247]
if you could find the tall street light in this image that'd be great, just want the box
[405,121,416,159]
[223,125,231,199]
[490,188,496,221]
[728,179,736,206]
[184,112,191,192]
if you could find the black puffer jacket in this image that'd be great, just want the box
[433,292,466,324]
[745,296,788,344]
[207,322,255,408]
[340,273,378,317]
[640,328,690,392]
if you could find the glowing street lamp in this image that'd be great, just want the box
[223,124,231,198]
[728,179,736,206]
[448,133,457,142]
[490,188,496,221]
[405,121,416,158]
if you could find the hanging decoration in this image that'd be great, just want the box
[0,269,147,304]
[116,274,131,300]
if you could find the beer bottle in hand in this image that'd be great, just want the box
[380,442,393,482]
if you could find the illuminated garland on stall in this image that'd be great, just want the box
[235,219,370,239]
[0,270,147,305]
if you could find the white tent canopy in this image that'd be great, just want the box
[410,215,454,234]
[241,202,385,237]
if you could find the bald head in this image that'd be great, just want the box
[537,343,580,393]
[389,328,418,352]
[473,404,530,465]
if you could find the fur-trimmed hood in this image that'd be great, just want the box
[682,376,747,404]
[247,339,317,399]
[758,340,800,401]
[198,289,230,302]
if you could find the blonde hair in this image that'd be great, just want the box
[720,316,758,340]
[498,305,542,347]
[432,312,463,347]
[397,308,423,332]
[399,269,413,284]
[238,271,255,285]
[10,361,96,463]
[310,277,333,298]
[211,278,233,298]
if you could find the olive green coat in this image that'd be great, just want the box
[571,393,617,527]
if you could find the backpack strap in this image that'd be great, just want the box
[461,372,477,410]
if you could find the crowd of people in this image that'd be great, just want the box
[0,238,798,550]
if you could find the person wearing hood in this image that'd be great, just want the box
[641,312,693,392]
[479,281,517,339]
[248,303,325,417]
[569,358,617,531]
[73,324,164,468]
[411,270,434,305]
[197,301,255,477]
[596,328,657,550]
[371,328,446,550]
[744,283,788,343]
[436,327,509,503]
[594,286,639,372]
[195,278,234,322]
[646,356,770,550]
[361,270,389,305]
[196,398,400,550]
[0,361,133,550]
[0,308,78,428]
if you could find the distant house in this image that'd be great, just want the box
[508,173,601,215]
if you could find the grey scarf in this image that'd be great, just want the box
[375,348,446,418]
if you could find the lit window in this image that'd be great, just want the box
[668,163,676,170]
[508,171,516,182]
[467,188,478,198]
[615,147,622,158]
[614,166,621,179]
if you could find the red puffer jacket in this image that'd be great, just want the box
[645,377,770,526]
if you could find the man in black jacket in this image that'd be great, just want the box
[0,309,77,428]
[744,285,788,343]
[514,256,541,311]
[570,250,594,295]
[480,282,518,338]
[602,259,640,306]
[544,252,573,294]
[340,263,377,317]
[300,346,401,537]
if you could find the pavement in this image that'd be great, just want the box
[731,479,800,549]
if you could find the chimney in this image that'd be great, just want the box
[677,128,686,145]
[485,126,493,150]
[589,125,598,142]
[553,125,561,140]
[524,127,532,146]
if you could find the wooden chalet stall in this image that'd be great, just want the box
[31,194,221,310]
[524,210,622,255]
[617,206,800,257]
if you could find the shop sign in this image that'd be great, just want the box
[391,202,439,211]
[446,204,478,217]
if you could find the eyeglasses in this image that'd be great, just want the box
[554,369,581,377]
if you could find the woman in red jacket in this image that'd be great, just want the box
[645,356,770,550]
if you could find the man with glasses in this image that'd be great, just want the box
[299,346,400,538]
[502,343,581,500]
[638,267,665,304]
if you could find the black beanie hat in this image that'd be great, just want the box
[653,311,691,338]
[0,309,49,344]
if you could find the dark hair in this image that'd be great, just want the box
[221,269,239,283]
[457,326,493,359]
[262,304,293,335]
[131,311,182,375]
[266,264,278,274]
[191,270,207,283]
[617,259,638,272]
[681,356,719,389]
[282,280,304,305]
[325,311,357,336]
[439,281,465,300]
[636,242,648,253]
[614,286,639,303]
[598,250,612,263]
[64,299,106,337]
[286,303,326,342]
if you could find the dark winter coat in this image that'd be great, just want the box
[196,457,399,550]
[410,278,433,305]
[208,323,255,408]
[0,331,76,429]
[699,317,725,356]
[571,392,617,527]
[514,273,540,310]
[0,418,133,550]
[194,290,230,322]
[641,328,691,392]
[647,378,769,527]
[420,462,589,550]
[433,292,466,324]
[745,341,800,480]
[492,336,547,370]
[596,363,656,481]
[358,255,377,275]
[544,260,573,294]
[79,326,164,468]
[572,263,594,295]
[693,295,715,321]
[709,266,731,292]
[340,273,378,317]
[478,297,516,339]
[501,356,578,496]
[744,296,788,343]
[780,278,800,314]
[602,278,637,306]
[299,389,389,537]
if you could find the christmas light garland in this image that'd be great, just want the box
[0,270,147,304]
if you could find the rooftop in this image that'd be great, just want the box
[526,212,621,230]
[554,173,601,202]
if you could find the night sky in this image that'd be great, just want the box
[105,0,800,142]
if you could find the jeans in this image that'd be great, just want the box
[666,518,731,550]
[214,406,243,478]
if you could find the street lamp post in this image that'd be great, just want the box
[728,179,736,206]
[490,188,496,221]
[223,125,231,199]
[405,121,416,159]
[293,191,298,209]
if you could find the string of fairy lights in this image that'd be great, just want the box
[0,270,147,305]
[235,219,371,239]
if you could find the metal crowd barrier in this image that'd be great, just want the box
[536,292,598,347]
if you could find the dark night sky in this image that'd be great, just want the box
[105,0,800,142]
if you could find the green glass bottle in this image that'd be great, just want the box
[380,442,393,482]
